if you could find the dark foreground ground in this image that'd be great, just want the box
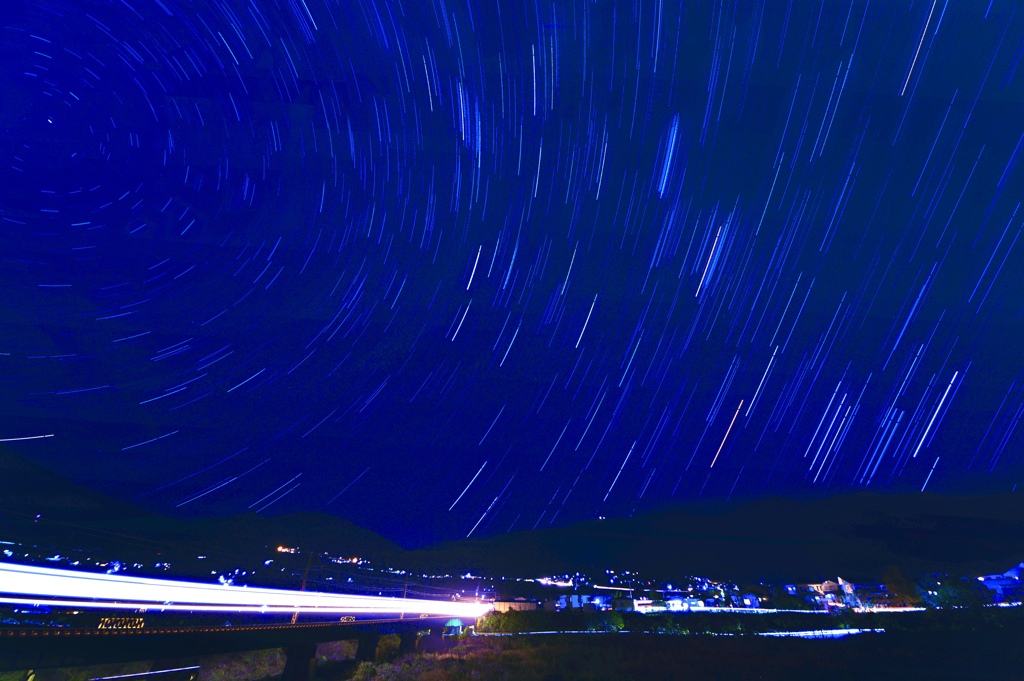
[323,627,1024,681]
[5,612,1023,681]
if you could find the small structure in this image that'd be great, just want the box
[633,599,666,614]
[493,598,538,613]
[442,618,464,636]
[611,597,635,612]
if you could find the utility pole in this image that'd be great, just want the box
[290,553,313,625]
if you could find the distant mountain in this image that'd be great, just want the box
[0,447,401,566]
[0,446,150,522]
[3,447,1022,584]
[90,512,404,564]
[406,493,1024,584]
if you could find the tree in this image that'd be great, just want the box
[883,565,921,607]
[765,585,813,611]
[916,573,991,610]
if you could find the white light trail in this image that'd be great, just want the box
[709,400,743,469]
[91,666,201,680]
[744,346,777,418]
[449,461,488,511]
[901,0,937,97]
[911,370,958,459]
[466,245,481,290]
[921,456,940,492]
[576,295,597,348]
[603,441,636,502]
[451,300,471,341]
[695,226,722,297]
[560,242,577,295]
[0,563,491,619]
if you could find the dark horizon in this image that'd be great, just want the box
[2,0,1024,548]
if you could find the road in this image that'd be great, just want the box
[0,561,491,618]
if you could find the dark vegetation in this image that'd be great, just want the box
[333,627,1024,681]
[475,603,1024,635]
[331,607,1024,680]
[7,608,1022,681]
[0,642,359,681]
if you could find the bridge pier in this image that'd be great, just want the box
[354,634,379,663]
[397,631,417,656]
[281,643,318,681]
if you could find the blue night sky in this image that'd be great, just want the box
[1,0,1022,546]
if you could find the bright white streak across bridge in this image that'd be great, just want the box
[0,562,492,619]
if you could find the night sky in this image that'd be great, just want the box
[2,0,1023,547]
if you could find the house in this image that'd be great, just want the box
[843,582,889,608]
[836,577,860,608]
[722,591,761,608]
[666,597,707,611]
[978,563,1024,603]
[792,580,845,608]
[543,594,600,611]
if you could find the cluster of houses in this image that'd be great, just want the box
[493,591,766,614]
[492,562,1024,615]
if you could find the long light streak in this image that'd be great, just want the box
[603,441,636,501]
[576,295,597,348]
[900,0,937,96]
[745,347,778,418]
[0,563,491,618]
[709,400,743,468]
[560,242,577,295]
[451,300,471,341]
[0,595,483,617]
[910,370,958,459]
[695,226,722,297]
[466,245,481,290]
[449,461,487,510]
[92,667,201,680]
[499,322,520,366]
[920,456,940,492]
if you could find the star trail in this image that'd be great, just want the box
[1,0,1023,546]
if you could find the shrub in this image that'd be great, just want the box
[375,634,403,663]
